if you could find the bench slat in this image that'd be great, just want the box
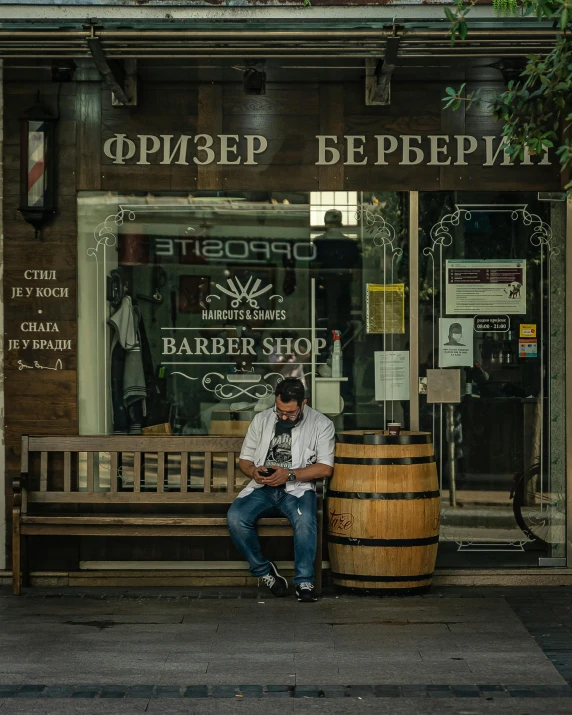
[180,452,188,493]
[21,516,290,526]
[21,524,294,537]
[133,452,141,493]
[227,452,235,492]
[110,453,118,493]
[28,436,245,453]
[64,452,71,492]
[157,452,165,493]
[40,453,48,492]
[27,492,242,504]
[21,436,29,474]
[86,453,94,492]
[204,452,212,493]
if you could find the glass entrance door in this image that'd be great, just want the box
[416,192,566,567]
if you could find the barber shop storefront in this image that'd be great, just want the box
[2,15,571,586]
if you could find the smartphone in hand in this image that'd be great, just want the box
[260,467,276,476]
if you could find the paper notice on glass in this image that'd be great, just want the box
[446,259,526,315]
[374,350,410,401]
[439,317,474,368]
[366,284,405,334]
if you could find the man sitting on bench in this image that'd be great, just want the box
[228,377,335,602]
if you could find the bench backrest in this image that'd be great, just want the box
[21,435,248,507]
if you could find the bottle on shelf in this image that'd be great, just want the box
[330,330,343,378]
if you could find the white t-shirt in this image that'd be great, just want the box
[237,405,335,498]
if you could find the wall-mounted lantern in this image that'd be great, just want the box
[19,97,57,239]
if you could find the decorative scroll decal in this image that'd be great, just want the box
[357,206,403,258]
[206,276,283,309]
[88,207,136,260]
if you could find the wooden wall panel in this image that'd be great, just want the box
[319,84,344,190]
[222,165,319,191]
[101,82,199,191]
[3,83,77,147]
[197,84,222,190]
[77,81,101,191]
[223,115,319,166]
[101,82,199,152]
[344,166,441,192]
[223,83,319,116]
[3,80,79,568]
[440,69,466,191]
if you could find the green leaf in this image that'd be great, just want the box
[561,8,568,30]
[444,7,456,21]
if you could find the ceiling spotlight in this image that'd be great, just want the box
[243,61,266,95]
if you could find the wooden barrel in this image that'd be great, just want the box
[210,409,254,436]
[328,431,440,595]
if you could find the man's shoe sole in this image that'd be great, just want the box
[267,561,288,597]
[296,592,318,603]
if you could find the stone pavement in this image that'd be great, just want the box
[0,586,572,714]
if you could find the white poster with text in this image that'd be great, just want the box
[374,350,410,402]
[446,259,526,315]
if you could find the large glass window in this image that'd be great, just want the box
[78,191,408,439]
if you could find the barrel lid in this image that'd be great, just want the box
[336,431,432,445]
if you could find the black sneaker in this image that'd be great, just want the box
[295,582,318,602]
[260,561,288,598]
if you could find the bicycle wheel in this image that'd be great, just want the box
[512,463,565,547]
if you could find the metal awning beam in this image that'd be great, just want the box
[0,28,560,39]
[86,36,138,105]
[86,36,129,103]
[0,23,558,61]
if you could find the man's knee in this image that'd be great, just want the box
[292,507,317,536]
[227,500,253,533]
[226,502,241,532]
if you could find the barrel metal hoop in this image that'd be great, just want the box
[334,456,435,466]
[328,489,440,501]
[331,572,433,582]
[328,534,439,547]
[337,433,431,445]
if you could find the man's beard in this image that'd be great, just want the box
[280,408,304,429]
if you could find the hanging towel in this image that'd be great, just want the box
[109,296,147,433]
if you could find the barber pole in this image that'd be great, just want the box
[27,121,46,207]
[19,99,57,237]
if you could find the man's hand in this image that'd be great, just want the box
[261,467,289,487]
[252,466,268,485]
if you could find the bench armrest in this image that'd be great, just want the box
[13,473,28,511]
[315,478,325,501]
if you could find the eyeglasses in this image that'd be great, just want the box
[274,405,302,421]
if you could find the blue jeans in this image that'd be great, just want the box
[227,486,317,585]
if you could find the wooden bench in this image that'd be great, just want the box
[12,436,324,596]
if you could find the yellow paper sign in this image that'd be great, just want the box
[520,324,536,338]
[366,284,405,334]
